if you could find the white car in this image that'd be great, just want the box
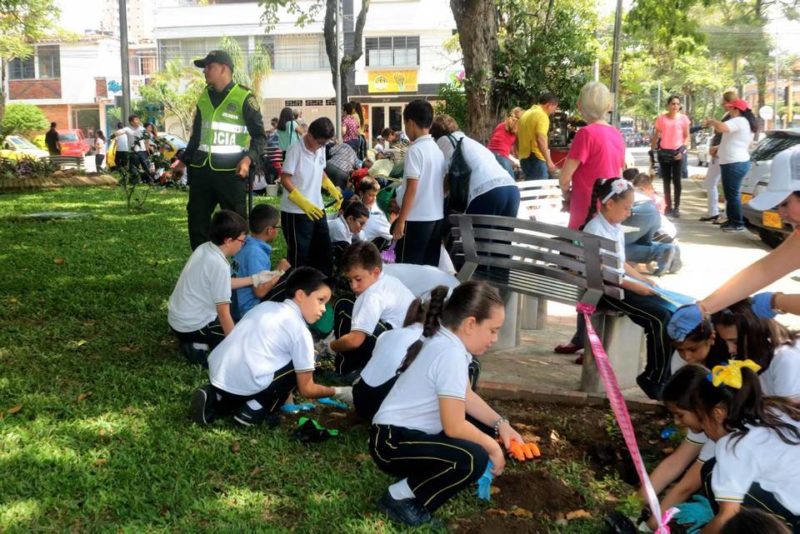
[0,135,49,160]
[741,129,800,247]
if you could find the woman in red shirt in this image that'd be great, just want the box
[487,107,523,179]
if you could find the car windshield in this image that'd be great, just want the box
[750,134,800,162]
[58,133,78,142]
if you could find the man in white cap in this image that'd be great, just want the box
[667,145,800,340]
[172,50,268,250]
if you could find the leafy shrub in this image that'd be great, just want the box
[1,103,49,137]
[0,157,57,181]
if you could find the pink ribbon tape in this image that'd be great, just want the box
[579,305,670,532]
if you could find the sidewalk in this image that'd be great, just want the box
[480,175,800,403]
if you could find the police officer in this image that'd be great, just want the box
[172,50,267,250]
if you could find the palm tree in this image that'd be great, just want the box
[219,36,272,100]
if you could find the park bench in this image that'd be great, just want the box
[45,155,84,171]
[449,213,646,393]
[516,178,569,227]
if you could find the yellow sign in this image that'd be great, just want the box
[741,193,753,204]
[368,70,418,93]
[762,211,783,229]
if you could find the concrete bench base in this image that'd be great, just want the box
[580,313,646,393]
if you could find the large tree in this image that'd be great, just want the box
[219,35,272,99]
[0,0,59,127]
[259,0,370,104]
[138,60,205,138]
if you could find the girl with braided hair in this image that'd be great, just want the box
[662,363,800,532]
[369,281,527,527]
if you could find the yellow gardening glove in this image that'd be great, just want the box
[288,189,325,221]
[322,176,344,211]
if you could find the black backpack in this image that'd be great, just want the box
[445,134,472,213]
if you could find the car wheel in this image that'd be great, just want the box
[758,228,785,249]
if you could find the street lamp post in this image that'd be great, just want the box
[118,0,131,122]
[334,0,343,143]
[609,0,623,127]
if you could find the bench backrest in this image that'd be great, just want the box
[516,179,568,226]
[45,156,84,170]
[450,213,624,306]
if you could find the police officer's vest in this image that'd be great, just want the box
[191,84,251,171]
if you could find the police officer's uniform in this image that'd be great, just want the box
[181,50,267,250]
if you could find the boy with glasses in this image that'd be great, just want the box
[168,210,278,366]
[232,203,291,320]
[279,117,343,276]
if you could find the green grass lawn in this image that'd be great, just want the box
[0,186,644,533]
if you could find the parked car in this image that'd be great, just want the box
[741,128,800,248]
[0,135,49,160]
[157,133,187,160]
[58,129,92,157]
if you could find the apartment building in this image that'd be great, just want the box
[153,0,461,142]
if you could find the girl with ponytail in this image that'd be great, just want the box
[560,177,678,399]
[369,281,529,527]
[661,363,800,532]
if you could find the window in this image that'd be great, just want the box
[273,34,329,71]
[305,99,323,106]
[325,98,337,106]
[365,36,419,67]
[284,99,303,107]
[8,45,60,80]
[37,46,60,78]
[9,57,35,80]
[130,55,157,76]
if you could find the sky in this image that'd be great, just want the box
[57,0,104,34]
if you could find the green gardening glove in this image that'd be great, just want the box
[289,189,325,220]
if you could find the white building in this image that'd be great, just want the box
[153,0,461,141]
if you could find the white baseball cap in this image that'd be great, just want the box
[749,145,800,211]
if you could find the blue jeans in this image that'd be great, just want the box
[520,156,548,180]
[720,160,751,227]
[624,201,660,246]
[493,153,515,179]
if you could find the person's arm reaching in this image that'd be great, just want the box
[440,396,506,476]
[330,331,367,353]
[701,502,740,534]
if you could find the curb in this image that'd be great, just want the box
[477,380,662,412]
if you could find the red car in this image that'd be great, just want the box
[58,129,91,157]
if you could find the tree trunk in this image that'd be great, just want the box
[0,58,6,127]
[450,0,498,143]
[323,0,370,106]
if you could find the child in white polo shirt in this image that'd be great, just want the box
[392,100,447,266]
[370,281,527,527]
[168,210,275,366]
[357,177,393,250]
[327,200,369,269]
[280,117,343,276]
[662,363,800,532]
[190,267,353,427]
[329,241,415,375]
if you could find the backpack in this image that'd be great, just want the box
[446,134,471,213]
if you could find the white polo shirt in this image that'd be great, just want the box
[717,116,753,165]
[280,137,326,214]
[759,340,800,399]
[382,263,460,299]
[684,429,716,462]
[360,324,424,388]
[351,273,415,334]
[328,214,363,244]
[712,413,800,513]
[207,300,315,395]
[396,134,446,222]
[167,242,232,332]
[373,327,471,434]
[363,201,392,242]
[436,132,515,207]
[583,213,626,275]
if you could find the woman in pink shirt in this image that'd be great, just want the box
[558,82,625,230]
[487,107,523,179]
[651,95,690,217]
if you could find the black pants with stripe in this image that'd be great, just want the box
[281,211,333,276]
[213,361,297,416]
[369,424,489,512]
[171,318,225,349]
[353,376,397,421]
[701,457,800,531]
[396,219,443,266]
[333,296,391,374]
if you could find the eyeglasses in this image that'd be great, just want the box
[234,237,246,244]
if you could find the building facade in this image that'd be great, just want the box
[153,0,461,142]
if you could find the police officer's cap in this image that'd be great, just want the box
[194,50,234,72]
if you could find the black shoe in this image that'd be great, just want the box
[233,404,280,428]
[699,215,720,222]
[377,491,432,527]
[712,218,728,226]
[671,208,680,218]
[190,384,216,425]
[636,375,662,400]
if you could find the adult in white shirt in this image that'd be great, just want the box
[703,99,757,232]
[115,114,153,181]
[430,114,520,218]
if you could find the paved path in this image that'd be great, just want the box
[481,161,800,403]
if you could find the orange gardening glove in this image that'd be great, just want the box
[508,440,541,461]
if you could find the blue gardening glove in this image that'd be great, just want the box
[752,292,777,319]
[675,495,714,532]
[667,304,704,342]
[476,461,494,501]
[318,397,348,410]
[281,402,315,414]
